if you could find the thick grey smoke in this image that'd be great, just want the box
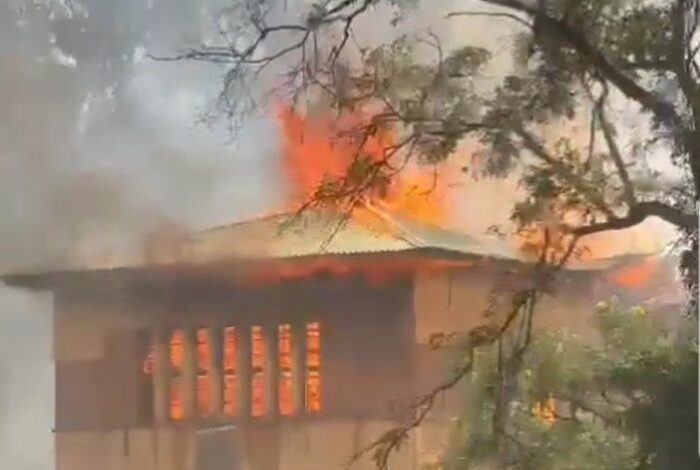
[0,2,677,469]
[0,0,282,273]
[0,1,281,468]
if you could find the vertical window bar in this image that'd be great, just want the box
[222,326,237,417]
[305,322,321,413]
[251,326,266,417]
[278,324,294,416]
[196,327,212,416]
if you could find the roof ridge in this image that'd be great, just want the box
[360,202,425,247]
[198,208,302,234]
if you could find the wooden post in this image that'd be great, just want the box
[291,322,306,416]
[153,326,169,425]
[182,326,197,420]
[208,324,223,417]
[264,324,279,419]
[237,325,252,420]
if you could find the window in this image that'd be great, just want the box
[223,327,237,417]
[169,329,185,421]
[278,324,294,416]
[306,322,322,413]
[251,326,266,417]
[142,321,322,420]
[196,328,212,416]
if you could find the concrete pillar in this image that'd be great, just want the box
[153,326,169,425]
[182,326,197,420]
[236,325,252,420]
[264,324,279,419]
[291,322,307,416]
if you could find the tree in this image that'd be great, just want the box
[162,0,699,467]
[163,0,698,306]
[440,300,699,470]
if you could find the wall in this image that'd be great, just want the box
[55,419,417,470]
[0,284,54,470]
[410,265,600,466]
[51,270,419,470]
[50,262,606,470]
[53,289,154,432]
[413,265,599,345]
[56,427,195,470]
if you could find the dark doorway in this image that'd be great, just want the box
[196,427,238,470]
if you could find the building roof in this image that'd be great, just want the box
[0,205,665,285]
[181,206,522,263]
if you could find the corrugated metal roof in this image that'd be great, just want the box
[188,209,414,259]
[0,205,665,279]
[181,206,523,264]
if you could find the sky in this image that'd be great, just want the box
[0,1,679,468]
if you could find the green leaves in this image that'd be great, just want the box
[443,46,492,78]
[446,301,698,470]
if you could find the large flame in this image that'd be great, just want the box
[278,105,449,229]
[609,257,663,289]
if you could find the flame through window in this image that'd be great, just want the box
[143,321,322,420]
[196,328,212,416]
[306,322,322,413]
[278,324,294,416]
[251,326,266,417]
[223,326,237,417]
[169,329,185,421]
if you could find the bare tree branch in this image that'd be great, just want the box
[570,201,697,236]
[349,231,581,470]
[446,10,533,29]
[477,0,681,129]
[594,87,636,207]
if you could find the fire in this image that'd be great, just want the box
[609,257,661,289]
[278,105,449,229]
[236,255,474,288]
[514,200,666,269]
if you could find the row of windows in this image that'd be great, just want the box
[144,322,321,420]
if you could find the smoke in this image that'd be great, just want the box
[0,0,283,273]
[0,1,281,468]
[0,1,678,468]
[0,284,53,470]
[0,0,671,273]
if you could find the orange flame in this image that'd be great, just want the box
[278,105,449,228]
[236,255,474,288]
[609,257,661,289]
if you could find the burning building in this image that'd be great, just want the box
[0,106,683,470]
[2,201,676,470]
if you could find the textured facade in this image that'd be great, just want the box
[2,209,667,470]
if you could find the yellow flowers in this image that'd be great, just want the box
[629,306,646,317]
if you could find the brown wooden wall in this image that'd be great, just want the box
[53,272,417,432]
[55,326,152,431]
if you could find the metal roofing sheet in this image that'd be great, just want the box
[183,206,523,264]
[0,205,664,277]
